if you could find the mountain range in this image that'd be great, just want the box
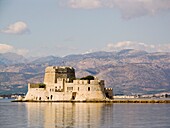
[0,49,170,95]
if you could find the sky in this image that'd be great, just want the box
[0,0,170,57]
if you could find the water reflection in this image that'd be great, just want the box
[25,103,170,128]
[26,102,113,128]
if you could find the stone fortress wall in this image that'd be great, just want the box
[25,66,113,101]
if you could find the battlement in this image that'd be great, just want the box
[45,66,74,73]
[73,79,104,85]
[105,88,113,91]
[73,80,89,85]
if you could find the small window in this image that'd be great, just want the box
[67,87,73,91]
[88,87,90,91]
[78,87,79,91]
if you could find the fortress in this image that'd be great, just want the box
[24,66,113,102]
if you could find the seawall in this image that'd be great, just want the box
[12,99,170,103]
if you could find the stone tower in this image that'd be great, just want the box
[44,66,76,85]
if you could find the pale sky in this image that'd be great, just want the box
[0,0,170,57]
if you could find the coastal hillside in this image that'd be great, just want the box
[0,49,170,95]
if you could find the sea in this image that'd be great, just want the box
[0,99,170,128]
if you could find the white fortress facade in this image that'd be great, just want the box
[24,66,113,101]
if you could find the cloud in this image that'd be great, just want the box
[0,44,14,53]
[105,41,170,52]
[0,43,29,56]
[62,0,101,9]
[1,21,29,35]
[62,0,170,19]
[109,0,170,19]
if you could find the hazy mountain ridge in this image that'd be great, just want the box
[0,52,27,65]
[0,49,170,95]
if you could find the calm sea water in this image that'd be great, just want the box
[0,99,170,128]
